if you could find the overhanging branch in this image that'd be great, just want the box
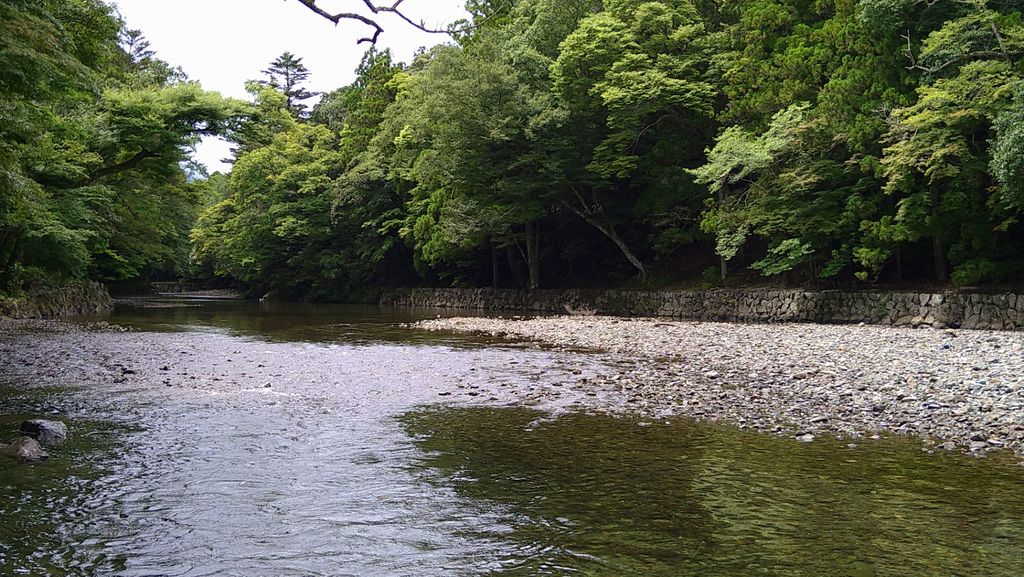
[296,0,385,44]
[294,0,507,44]
[77,148,159,187]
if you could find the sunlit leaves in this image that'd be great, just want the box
[990,84,1024,211]
[0,0,249,292]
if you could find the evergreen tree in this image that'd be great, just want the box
[121,29,155,64]
[261,51,318,118]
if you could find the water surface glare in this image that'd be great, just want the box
[0,300,1022,576]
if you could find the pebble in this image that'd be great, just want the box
[417,316,1024,459]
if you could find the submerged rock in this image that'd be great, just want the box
[1,437,48,462]
[20,419,67,445]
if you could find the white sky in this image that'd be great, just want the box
[112,0,468,173]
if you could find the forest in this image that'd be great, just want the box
[2,0,1023,301]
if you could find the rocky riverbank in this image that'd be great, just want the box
[0,282,112,319]
[415,316,1024,460]
[5,310,1022,463]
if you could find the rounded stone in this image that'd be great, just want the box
[20,419,68,445]
[1,437,49,462]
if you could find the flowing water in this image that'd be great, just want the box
[1,298,1022,576]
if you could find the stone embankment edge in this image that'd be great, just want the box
[381,287,1024,331]
[0,282,113,319]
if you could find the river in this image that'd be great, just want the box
[1,298,1022,576]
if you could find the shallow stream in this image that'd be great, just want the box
[1,299,1022,576]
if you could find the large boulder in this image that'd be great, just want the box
[1,437,48,462]
[20,419,67,445]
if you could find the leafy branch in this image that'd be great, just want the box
[901,0,1017,75]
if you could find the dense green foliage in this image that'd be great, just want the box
[5,0,1023,299]
[191,0,1024,298]
[0,0,247,296]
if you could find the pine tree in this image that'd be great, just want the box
[261,51,318,118]
[121,29,155,64]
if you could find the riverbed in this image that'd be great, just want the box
[1,299,1023,576]
[417,315,1024,457]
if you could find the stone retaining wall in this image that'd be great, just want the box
[151,281,198,294]
[381,288,1024,330]
[0,282,113,319]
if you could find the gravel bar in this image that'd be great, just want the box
[415,316,1024,459]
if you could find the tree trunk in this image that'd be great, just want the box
[0,235,17,291]
[506,244,526,288]
[525,220,540,290]
[0,230,12,271]
[491,240,500,289]
[982,3,1014,67]
[3,240,25,290]
[895,245,903,283]
[561,202,646,279]
[930,182,948,283]
[718,183,729,281]
[932,235,948,283]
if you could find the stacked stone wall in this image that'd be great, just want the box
[381,287,1024,330]
[0,282,113,319]
[151,281,198,294]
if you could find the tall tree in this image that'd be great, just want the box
[366,40,551,287]
[877,0,1024,284]
[121,29,154,63]
[186,0,1024,296]
[0,0,248,293]
[195,48,411,297]
[261,51,318,118]
[549,0,717,279]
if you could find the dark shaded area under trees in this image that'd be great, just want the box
[3,0,1024,301]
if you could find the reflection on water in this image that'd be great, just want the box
[1,300,1022,575]
[402,407,1024,576]
[110,297,505,345]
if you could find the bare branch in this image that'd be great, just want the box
[363,0,438,33]
[632,115,669,152]
[902,31,917,70]
[902,1,1017,74]
[294,0,508,44]
[295,0,384,44]
[901,30,1014,75]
